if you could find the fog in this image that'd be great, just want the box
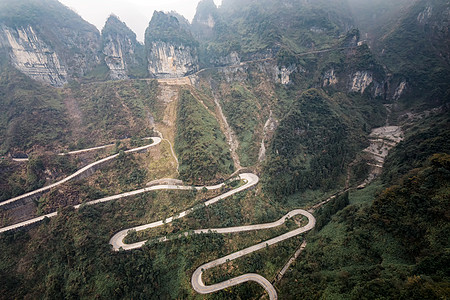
[59,0,223,42]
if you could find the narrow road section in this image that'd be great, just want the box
[191,210,315,300]
[0,138,161,208]
[110,172,315,300]
[109,173,258,250]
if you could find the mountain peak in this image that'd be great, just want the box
[145,11,198,48]
[102,14,137,41]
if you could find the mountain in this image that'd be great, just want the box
[374,0,450,109]
[145,11,199,78]
[193,0,354,66]
[101,15,147,79]
[0,0,101,86]
[0,0,448,299]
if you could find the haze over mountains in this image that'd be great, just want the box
[0,0,448,299]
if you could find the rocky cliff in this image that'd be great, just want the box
[0,25,68,86]
[192,0,218,41]
[102,15,147,79]
[145,11,199,78]
[0,0,101,86]
[147,41,199,78]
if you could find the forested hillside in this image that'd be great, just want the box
[0,0,448,299]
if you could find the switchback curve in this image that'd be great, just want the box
[110,172,315,300]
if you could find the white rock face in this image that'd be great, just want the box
[350,71,373,94]
[393,80,407,100]
[323,69,338,86]
[1,25,67,86]
[103,36,133,80]
[358,126,404,189]
[277,65,297,85]
[147,42,199,78]
[258,111,278,162]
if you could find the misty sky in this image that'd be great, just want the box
[59,0,222,42]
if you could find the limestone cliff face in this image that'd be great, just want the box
[276,65,299,85]
[0,25,67,86]
[393,80,407,100]
[145,11,200,78]
[147,41,199,78]
[0,0,101,86]
[103,37,129,79]
[217,60,300,86]
[323,69,338,86]
[350,71,373,94]
[350,71,389,98]
[102,16,145,80]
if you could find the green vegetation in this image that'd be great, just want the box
[175,90,233,183]
[221,84,260,166]
[263,89,365,198]
[0,0,449,299]
[383,113,450,184]
[196,0,353,64]
[0,0,92,30]
[0,179,283,299]
[278,153,450,299]
[0,154,78,203]
[101,15,137,42]
[0,66,68,153]
[145,11,199,48]
[67,80,158,149]
[374,0,450,108]
[0,0,100,78]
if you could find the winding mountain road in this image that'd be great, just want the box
[109,173,258,250]
[191,209,314,300]
[0,138,161,209]
[1,134,318,300]
[110,172,315,300]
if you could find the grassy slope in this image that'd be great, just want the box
[66,80,158,149]
[0,78,159,203]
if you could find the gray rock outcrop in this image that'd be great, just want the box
[147,41,199,78]
[0,25,68,86]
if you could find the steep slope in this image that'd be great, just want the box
[278,140,450,300]
[347,0,413,41]
[0,0,448,299]
[175,89,233,183]
[0,65,68,153]
[101,15,148,80]
[193,0,354,66]
[263,89,367,197]
[145,11,199,78]
[359,0,450,109]
[0,0,101,86]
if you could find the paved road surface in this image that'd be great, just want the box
[109,173,258,250]
[191,210,315,300]
[0,138,161,209]
[110,172,315,300]
[0,172,254,235]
